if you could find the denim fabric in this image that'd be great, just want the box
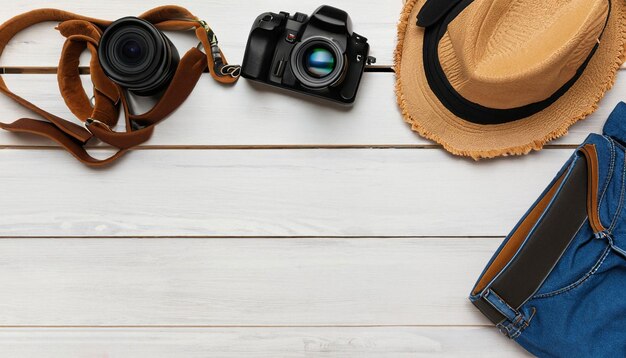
[471,103,626,357]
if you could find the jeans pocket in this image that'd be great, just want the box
[531,224,612,299]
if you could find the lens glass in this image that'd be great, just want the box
[121,39,143,62]
[115,33,150,67]
[303,47,336,78]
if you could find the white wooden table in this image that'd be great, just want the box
[0,1,623,356]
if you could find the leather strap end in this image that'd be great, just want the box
[195,27,240,85]
[0,118,126,166]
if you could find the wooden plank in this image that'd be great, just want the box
[0,148,571,237]
[0,73,422,147]
[0,238,504,326]
[0,327,531,357]
[0,73,624,148]
[0,0,399,67]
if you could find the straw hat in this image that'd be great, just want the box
[395,0,626,159]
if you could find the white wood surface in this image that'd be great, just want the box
[0,238,499,326]
[0,0,618,356]
[0,328,530,357]
[0,149,571,237]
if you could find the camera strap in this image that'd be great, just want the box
[0,6,240,166]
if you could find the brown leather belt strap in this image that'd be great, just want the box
[0,6,239,167]
[472,155,591,327]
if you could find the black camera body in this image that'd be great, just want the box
[241,5,372,104]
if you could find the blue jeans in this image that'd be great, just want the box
[470,103,626,357]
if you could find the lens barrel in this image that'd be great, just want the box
[291,36,344,89]
[98,17,180,96]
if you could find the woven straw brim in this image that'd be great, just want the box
[395,0,626,160]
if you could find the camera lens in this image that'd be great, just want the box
[303,47,336,78]
[291,37,344,89]
[98,17,180,96]
[120,40,143,63]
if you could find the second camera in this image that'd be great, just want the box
[241,5,374,104]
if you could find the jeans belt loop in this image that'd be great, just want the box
[482,289,534,339]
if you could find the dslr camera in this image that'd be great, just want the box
[242,5,374,104]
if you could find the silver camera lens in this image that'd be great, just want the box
[291,36,345,89]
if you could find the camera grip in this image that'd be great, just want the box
[340,34,370,102]
[241,13,285,79]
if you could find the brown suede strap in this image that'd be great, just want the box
[0,6,239,166]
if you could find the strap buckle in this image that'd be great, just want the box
[220,64,242,78]
[84,117,110,135]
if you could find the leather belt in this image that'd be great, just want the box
[471,144,605,327]
[0,6,239,166]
